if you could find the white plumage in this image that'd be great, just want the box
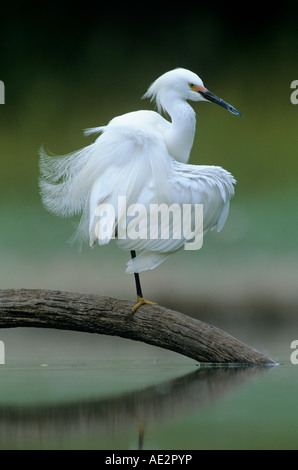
[39,68,241,309]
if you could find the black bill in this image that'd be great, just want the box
[199,89,242,117]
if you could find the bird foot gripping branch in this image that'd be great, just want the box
[131,295,157,313]
[130,251,157,312]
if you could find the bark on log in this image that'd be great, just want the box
[0,288,275,365]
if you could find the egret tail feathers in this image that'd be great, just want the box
[126,251,171,274]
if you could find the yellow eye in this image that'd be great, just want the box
[189,83,196,91]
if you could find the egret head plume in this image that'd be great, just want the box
[143,68,205,114]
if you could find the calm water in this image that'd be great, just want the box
[0,324,297,450]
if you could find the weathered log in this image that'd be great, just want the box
[0,288,275,364]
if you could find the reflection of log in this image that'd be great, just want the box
[0,288,275,364]
[0,366,271,435]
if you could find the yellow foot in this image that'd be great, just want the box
[132,295,157,313]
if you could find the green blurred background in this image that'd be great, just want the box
[1,3,297,327]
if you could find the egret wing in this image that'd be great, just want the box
[40,117,173,249]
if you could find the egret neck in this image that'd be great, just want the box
[163,96,196,163]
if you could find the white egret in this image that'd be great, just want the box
[39,68,241,311]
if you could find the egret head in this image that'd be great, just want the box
[144,68,242,117]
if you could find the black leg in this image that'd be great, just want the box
[130,250,143,298]
[130,250,157,312]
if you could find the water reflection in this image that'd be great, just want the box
[0,365,273,449]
